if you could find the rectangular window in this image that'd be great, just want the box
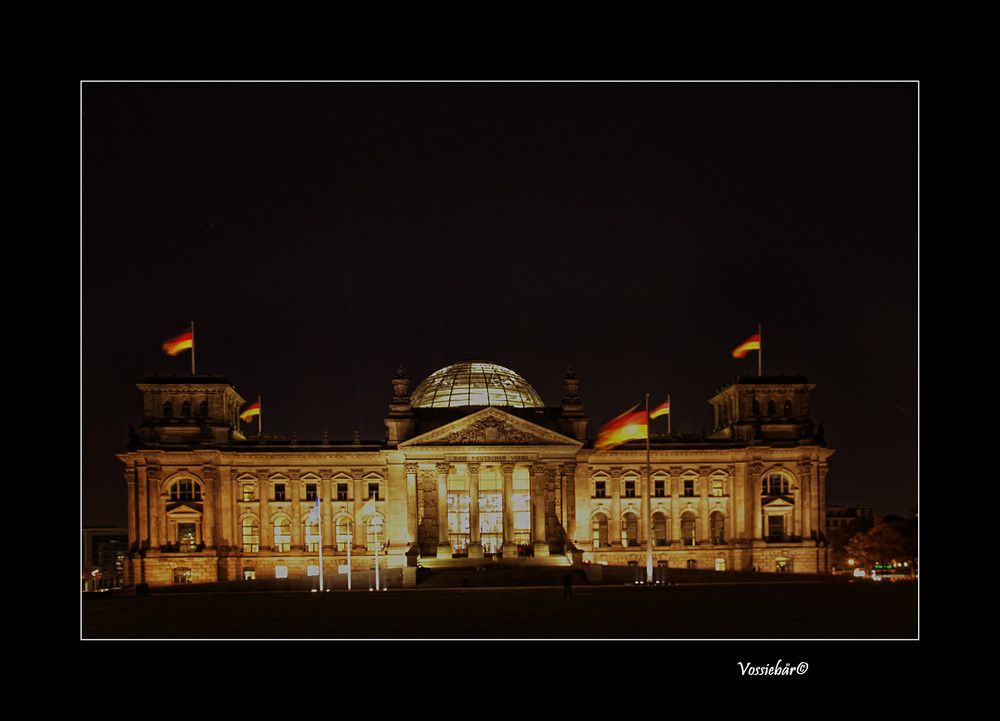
[654,479,665,497]
[683,479,694,497]
[274,483,286,502]
[594,480,606,498]
[767,515,785,541]
[624,480,636,498]
[337,483,349,501]
[305,483,317,501]
[275,566,288,579]
[242,484,254,502]
[711,478,724,497]
[368,482,380,501]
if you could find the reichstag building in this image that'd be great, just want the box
[119,361,833,587]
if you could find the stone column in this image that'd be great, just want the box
[351,468,366,551]
[290,470,302,549]
[564,461,577,541]
[437,462,452,559]
[405,463,419,547]
[259,471,271,549]
[698,466,710,546]
[467,462,482,559]
[501,462,516,558]
[202,465,217,548]
[531,463,549,557]
[669,467,680,543]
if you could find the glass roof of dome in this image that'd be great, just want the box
[410,361,545,409]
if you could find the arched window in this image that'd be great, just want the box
[767,400,776,416]
[366,515,385,552]
[242,518,259,552]
[303,516,320,552]
[652,512,668,546]
[163,401,173,418]
[621,512,639,547]
[199,400,209,417]
[170,478,202,502]
[681,511,697,546]
[181,401,191,417]
[273,517,291,552]
[592,514,609,548]
[710,511,725,544]
[783,399,792,416]
[762,473,790,495]
[335,516,351,551]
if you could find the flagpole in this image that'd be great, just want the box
[257,395,262,436]
[645,394,653,584]
[318,499,324,591]
[347,519,352,590]
[190,321,196,374]
[667,394,671,435]
[758,323,762,376]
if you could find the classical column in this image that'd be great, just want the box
[202,465,217,548]
[698,466,710,546]
[259,471,271,549]
[437,462,452,559]
[405,463,419,547]
[563,461,577,541]
[501,462,516,558]
[531,463,549,557]
[467,462,482,559]
[289,470,302,549]
[351,468,366,551]
[669,467,681,544]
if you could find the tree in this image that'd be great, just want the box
[844,516,913,572]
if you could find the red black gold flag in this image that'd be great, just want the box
[650,399,670,419]
[162,329,194,356]
[239,402,260,422]
[594,401,647,450]
[732,333,761,359]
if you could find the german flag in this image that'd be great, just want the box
[650,399,670,419]
[732,333,761,359]
[594,401,647,450]
[239,402,260,422]
[162,329,193,356]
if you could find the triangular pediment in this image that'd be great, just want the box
[400,407,581,448]
[761,497,795,510]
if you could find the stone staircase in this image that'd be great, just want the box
[414,556,579,588]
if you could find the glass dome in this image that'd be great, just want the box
[410,361,545,409]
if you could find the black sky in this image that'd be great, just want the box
[81,80,919,528]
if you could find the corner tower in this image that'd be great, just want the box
[708,375,820,444]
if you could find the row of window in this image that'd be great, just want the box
[593,473,793,498]
[592,511,728,547]
[240,516,383,553]
[167,478,382,504]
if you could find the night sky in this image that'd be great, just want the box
[80,80,918,529]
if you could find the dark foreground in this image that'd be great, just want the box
[81,580,917,640]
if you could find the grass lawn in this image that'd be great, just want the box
[81,580,917,640]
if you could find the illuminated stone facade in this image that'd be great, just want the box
[119,362,833,587]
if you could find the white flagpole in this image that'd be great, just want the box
[318,499,324,591]
[374,521,381,591]
[347,519,352,591]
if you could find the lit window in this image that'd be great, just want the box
[621,512,638,547]
[335,517,351,551]
[242,518,259,552]
[711,477,724,497]
[178,523,197,551]
[242,484,255,502]
[243,568,255,580]
[592,514,609,548]
[715,558,726,571]
[173,567,192,584]
[275,566,288,579]
[273,517,291,552]
[307,565,320,576]
[304,517,320,552]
